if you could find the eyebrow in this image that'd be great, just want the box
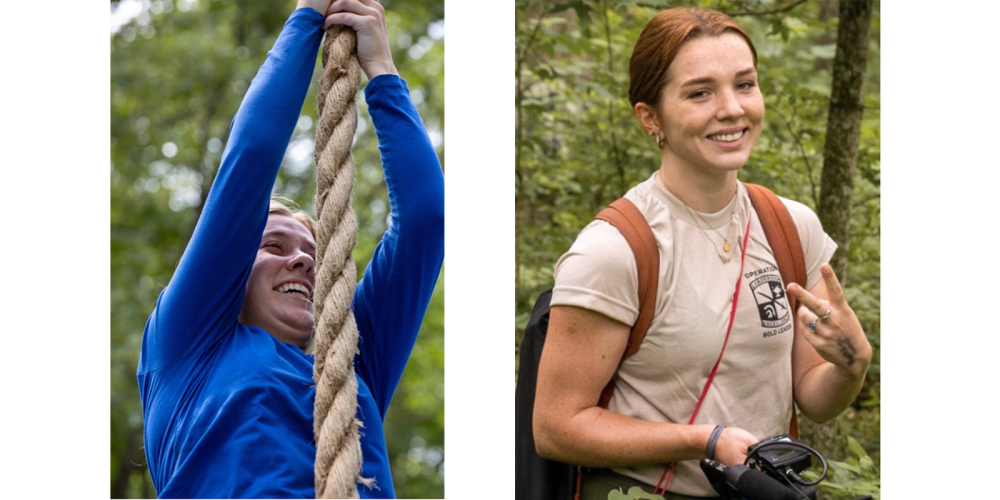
[262,230,316,252]
[679,67,757,88]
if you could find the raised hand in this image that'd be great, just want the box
[323,0,397,79]
[786,264,871,376]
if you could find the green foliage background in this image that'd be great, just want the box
[515,0,880,490]
[110,0,444,497]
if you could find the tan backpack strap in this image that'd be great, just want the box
[745,183,807,438]
[745,184,807,309]
[593,198,659,409]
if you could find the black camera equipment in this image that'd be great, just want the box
[700,434,827,500]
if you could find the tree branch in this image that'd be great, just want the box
[602,0,626,194]
[726,0,808,17]
[771,94,820,207]
[515,2,547,68]
[853,192,880,209]
[515,1,549,291]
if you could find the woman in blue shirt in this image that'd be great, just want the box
[137,1,444,497]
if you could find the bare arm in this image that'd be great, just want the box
[789,264,872,422]
[533,305,757,467]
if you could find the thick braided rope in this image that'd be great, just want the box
[313,25,362,500]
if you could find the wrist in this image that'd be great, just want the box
[835,343,872,379]
[684,425,716,461]
[830,360,869,386]
[705,425,726,459]
[363,61,399,79]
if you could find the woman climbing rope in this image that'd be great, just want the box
[136,0,443,498]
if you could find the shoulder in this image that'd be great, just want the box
[556,179,661,281]
[561,220,634,267]
[551,188,657,325]
[775,195,830,247]
[553,218,636,300]
[552,219,639,325]
[777,196,822,232]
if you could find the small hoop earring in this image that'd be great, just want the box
[648,129,665,149]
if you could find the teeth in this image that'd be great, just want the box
[276,282,311,300]
[708,130,744,142]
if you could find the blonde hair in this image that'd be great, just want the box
[268,196,317,241]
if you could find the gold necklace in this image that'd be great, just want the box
[659,173,742,263]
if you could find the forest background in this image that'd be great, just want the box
[515,0,880,497]
[110,0,445,498]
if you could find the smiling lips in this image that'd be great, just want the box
[275,282,312,301]
[707,128,747,142]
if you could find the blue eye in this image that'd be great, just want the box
[689,90,709,99]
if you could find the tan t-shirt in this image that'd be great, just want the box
[551,175,837,496]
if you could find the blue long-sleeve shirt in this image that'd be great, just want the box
[137,9,444,499]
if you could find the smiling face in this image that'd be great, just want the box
[636,33,764,179]
[238,214,316,348]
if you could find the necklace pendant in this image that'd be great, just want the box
[723,240,732,253]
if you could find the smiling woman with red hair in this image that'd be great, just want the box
[136,0,443,498]
[532,8,870,499]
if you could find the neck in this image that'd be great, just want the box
[656,162,738,213]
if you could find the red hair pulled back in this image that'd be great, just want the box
[628,8,757,108]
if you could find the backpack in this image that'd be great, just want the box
[514,183,807,500]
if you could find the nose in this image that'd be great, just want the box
[288,250,315,274]
[716,90,745,121]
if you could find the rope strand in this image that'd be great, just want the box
[313,24,363,500]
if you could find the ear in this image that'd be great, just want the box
[634,102,660,134]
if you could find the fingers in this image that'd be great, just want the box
[326,0,382,18]
[323,0,385,32]
[786,282,829,321]
[789,287,829,335]
[323,12,363,31]
[322,0,396,78]
[820,264,846,306]
[796,304,824,334]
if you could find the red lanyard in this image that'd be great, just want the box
[654,214,753,496]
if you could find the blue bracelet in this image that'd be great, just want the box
[706,424,726,460]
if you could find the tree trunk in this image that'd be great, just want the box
[515,51,523,291]
[817,0,873,282]
[800,0,873,456]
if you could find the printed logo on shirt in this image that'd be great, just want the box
[746,266,791,331]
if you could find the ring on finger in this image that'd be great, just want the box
[818,308,832,321]
[807,321,817,332]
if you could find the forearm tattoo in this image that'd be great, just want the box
[837,337,858,367]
